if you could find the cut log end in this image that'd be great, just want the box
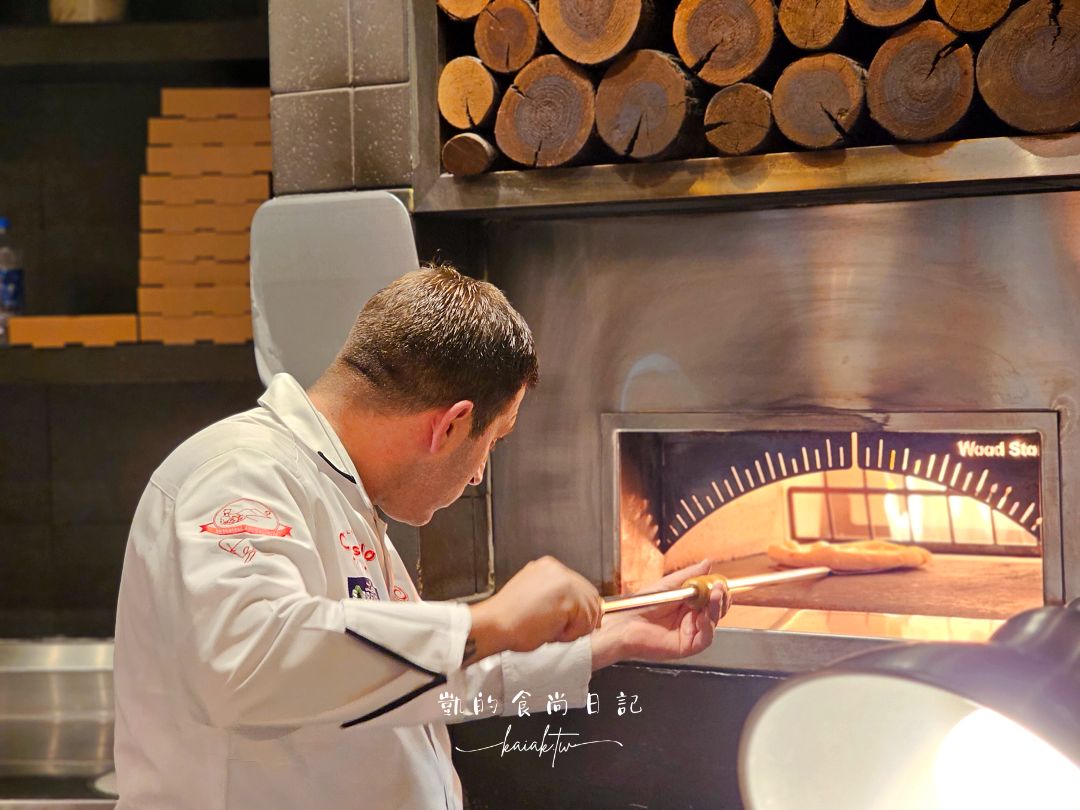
[674,0,777,86]
[438,0,491,21]
[539,0,653,66]
[438,56,500,130]
[868,21,974,142]
[474,0,541,74]
[778,0,847,51]
[934,0,1011,32]
[705,84,775,155]
[495,54,596,167]
[442,133,499,176]
[773,53,867,149]
[848,0,926,28]
[596,49,697,160]
[977,0,1080,134]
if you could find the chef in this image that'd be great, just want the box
[113,264,722,809]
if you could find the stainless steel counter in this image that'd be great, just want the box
[0,641,115,806]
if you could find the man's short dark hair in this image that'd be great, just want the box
[337,263,539,436]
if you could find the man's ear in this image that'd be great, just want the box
[429,400,475,454]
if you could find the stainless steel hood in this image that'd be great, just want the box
[474,189,1080,668]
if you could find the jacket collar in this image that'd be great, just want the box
[258,373,376,516]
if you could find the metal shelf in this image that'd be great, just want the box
[0,342,258,385]
[0,18,268,69]
[414,133,1080,218]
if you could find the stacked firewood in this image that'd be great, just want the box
[436,0,1080,175]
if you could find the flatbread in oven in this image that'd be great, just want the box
[767,538,933,573]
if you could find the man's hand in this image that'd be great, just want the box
[466,556,601,665]
[590,560,723,671]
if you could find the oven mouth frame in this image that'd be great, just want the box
[602,410,1064,623]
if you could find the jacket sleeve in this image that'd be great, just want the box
[171,447,475,731]
[342,632,595,729]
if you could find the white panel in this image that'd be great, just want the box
[250,191,418,387]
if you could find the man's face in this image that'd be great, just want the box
[400,386,526,526]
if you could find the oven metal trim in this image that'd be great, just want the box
[629,621,992,675]
[602,410,1064,612]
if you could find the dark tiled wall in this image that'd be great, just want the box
[0,83,160,316]
[451,662,786,810]
[0,379,265,637]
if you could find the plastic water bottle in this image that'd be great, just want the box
[0,217,24,347]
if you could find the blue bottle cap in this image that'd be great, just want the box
[0,217,8,231]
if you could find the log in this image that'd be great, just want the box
[935,0,1011,31]
[868,21,974,142]
[778,0,847,50]
[474,0,542,74]
[977,0,1080,133]
[438,0,490,21]
[596,49,698,160]
[848,0,925,28]
[437,56,500,130]
[538,0,654,66]
[673,0,777,86]
[474,1,540,75]
[442,133,499,176]
[494,54,596,167]
[773,53,867,148]
[704,83,776,155]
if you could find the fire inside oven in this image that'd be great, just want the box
[612,414,1059,643]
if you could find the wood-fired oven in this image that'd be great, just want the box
[607,412,1058,645]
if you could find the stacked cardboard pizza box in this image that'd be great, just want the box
[138,88,271,345]
[7,315,138,348]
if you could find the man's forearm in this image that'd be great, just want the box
[465,600,509,665]
[590,623,626,671]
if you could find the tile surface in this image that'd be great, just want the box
[352,83,416,188]
[269,0,351,94]
[271,89,354,194]
[349,0,411,86]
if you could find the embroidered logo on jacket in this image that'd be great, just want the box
[339,531,377,565]
[348,577,380,600]
[199,499,293,537]
[392,586,409,601]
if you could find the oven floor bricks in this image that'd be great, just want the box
[138,88,269,345]
[268,0,417,195]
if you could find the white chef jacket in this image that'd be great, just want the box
[113,373,593,809]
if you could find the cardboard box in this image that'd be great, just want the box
[140,202,260,233]
[147,145,273,176]
[138,285,250,317]
[140,174,270,205]
[140,231,250,262]
[139,314,252,345]
[147,117,271,147]
[8,315,138,348]
[139,259,250,287]
[8,316,72,348]
[161,88,270,120]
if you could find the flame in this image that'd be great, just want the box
[883,477,920,542]
[619,492,663,593]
